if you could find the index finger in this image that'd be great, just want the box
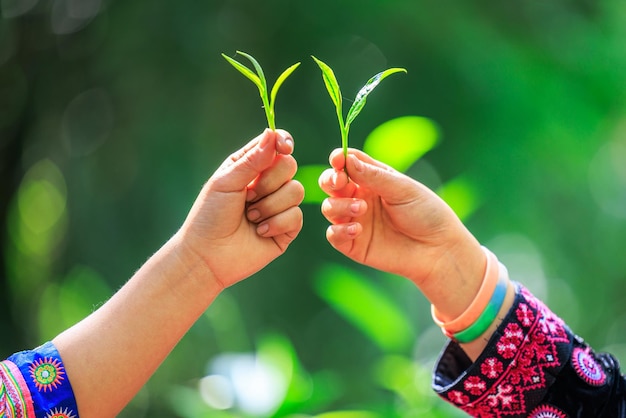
[328,147,394,172]
[226,129,295,169]
[211,130,287,194]
[318,167,357,198]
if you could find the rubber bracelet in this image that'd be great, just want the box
[450,263,509,343]
[431,247,499,333]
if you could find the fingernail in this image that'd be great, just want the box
[350,201,361,213]
[257,223,269,236]
[285,137,294,152]
[277,132,294,153]
[347,224,357,235]
[247,208,261,221]
[246,189,257,202]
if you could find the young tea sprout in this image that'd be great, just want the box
[222,51,301,130]
[312,56,406,161]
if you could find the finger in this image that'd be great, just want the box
[212,130,280,193]
[256,206,304,240]
[320,197,367,224]
[223,130,267,168]
[327,148,346,171]
[328,147,394,171]
[247,180,304,223]
[318,168,356,198]
[325,223,363,252]
[344,153,419,205]
[247,154,297,202]
[274,129,295,155]
[226,129,293,164]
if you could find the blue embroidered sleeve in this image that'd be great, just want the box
[432,283,626,417]
[1,341,78,418]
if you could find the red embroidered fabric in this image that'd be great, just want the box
[433,284,573,417]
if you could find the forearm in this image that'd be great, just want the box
[53,233,220,417]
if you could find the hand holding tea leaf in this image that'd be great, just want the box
[312,56,406,160]
[222,51,301,130]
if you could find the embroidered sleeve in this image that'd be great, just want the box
[0,341,78,418]
[432,283,626,417]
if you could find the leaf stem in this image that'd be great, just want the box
[263,96,275,130]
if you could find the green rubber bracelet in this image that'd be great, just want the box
[452,266,509,344]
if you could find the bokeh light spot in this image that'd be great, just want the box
[198,375,234,410]
[61,87,114,157]
[13,160,67,257]
[51,0,102,35]
[1,0,38,18]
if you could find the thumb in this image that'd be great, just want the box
[345,153,420,205]
[213,129,279,193]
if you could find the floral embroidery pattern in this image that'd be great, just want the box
[30,358,65,392]
[3,343,78,418]
[45,406,77,418]
[572,347,606,387]
[528,404,568,418]
[442,285,571,417]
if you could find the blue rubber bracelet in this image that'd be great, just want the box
[452,263,509,343]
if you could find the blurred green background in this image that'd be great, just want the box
[2,0,626,417]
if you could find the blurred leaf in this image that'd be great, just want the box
[261,336,315,410]
[59,265,112,327]
[314,411,381,418]
[314,263,415,352]
[257,333,295,382]
[37,265,111,341]
[167,385,234,418]
[375,355,469,417]
[294,164,328,204]
[436,176,481,221]
[364,116,439,173]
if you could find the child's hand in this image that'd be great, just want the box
[179,129,304,289]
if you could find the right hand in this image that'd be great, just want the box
[318,148,484,312]
[178,129,304,290]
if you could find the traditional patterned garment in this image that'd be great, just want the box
[433,283,626,417]
[0,342,78,418]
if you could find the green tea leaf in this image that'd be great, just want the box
[311,56,342,112]
[270,61,301,112]
[223,51,300,130]
[345,67,406,128]
[234,50,268,95]
[221,53,264,93]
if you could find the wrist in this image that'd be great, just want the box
[166,231,224,298]
[416,227,485,320]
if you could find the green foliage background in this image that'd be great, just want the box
[2,0,626,417]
